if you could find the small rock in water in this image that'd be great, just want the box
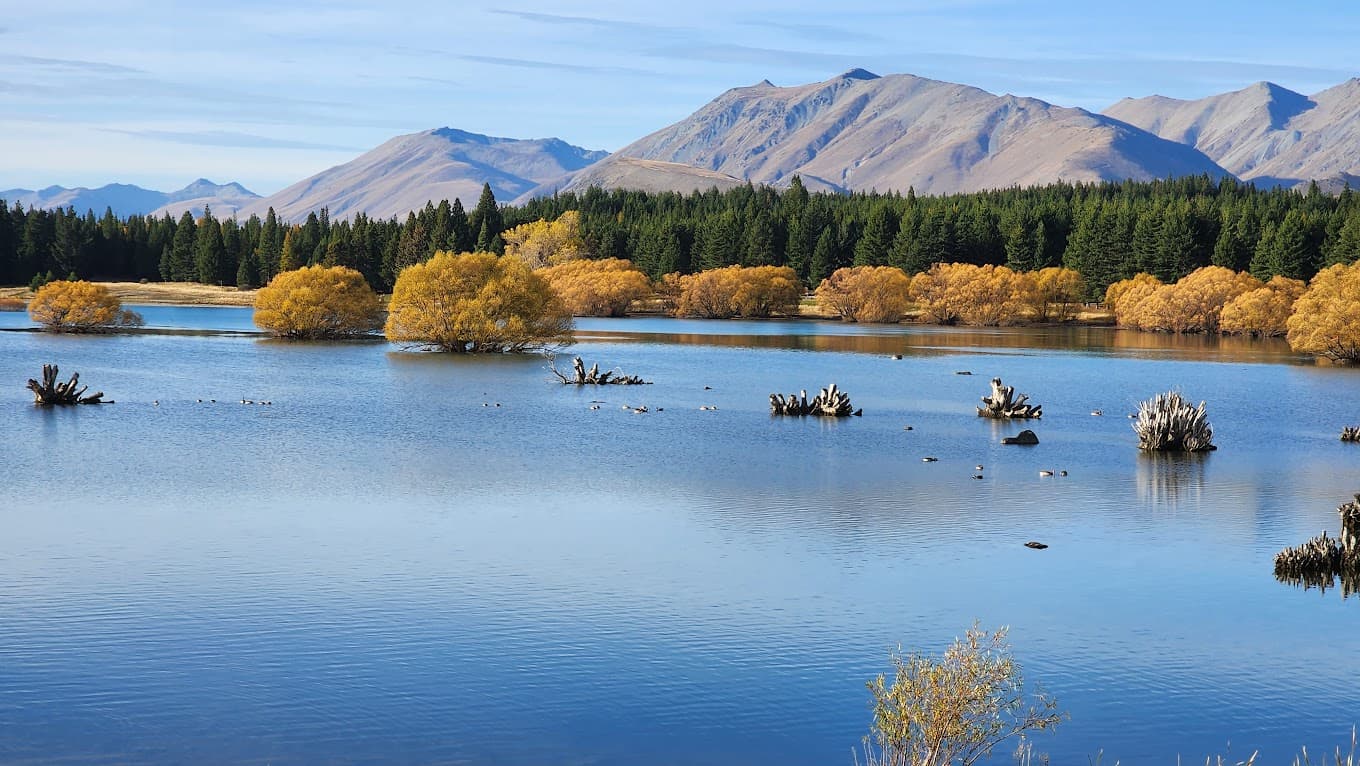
[955,371,973,376]
[1001,429,1040,445]
[1024,541,1049,550]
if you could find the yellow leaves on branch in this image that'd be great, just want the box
[538,258,652,317]
[674,265,801,318]
[28,280,143,333]
[385,250,573,353]
[908,263,1030,326]
[1108,267,1262,333]
[815,266,912,323]
[502,211,587,269]
[865,624,1064,766]
[1026,267,1085,322]
[1287,261,1360,362]
[1219,276,1305,337]
[252,265,383,339]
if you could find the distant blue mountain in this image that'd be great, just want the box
[1,179,259,218]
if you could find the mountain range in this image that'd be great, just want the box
[0,179,259,219]
[8,71,1360,222]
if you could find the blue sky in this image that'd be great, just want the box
[3,0,1357,195]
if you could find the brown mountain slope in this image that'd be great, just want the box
[237,128,607,222]
[536,69,1228,199]
[1104,78,1360,187]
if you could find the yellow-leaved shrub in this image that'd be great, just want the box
[1219,276,1305,337]
[28,280,142,332]
[538,258,651,317]
[908,263,1028,326]
[253,265,383,339]
[815,266,912,323]
[1286,261,1360,362]
[674,265,801,318]
[385,251,573,353]
[503,211,587,268]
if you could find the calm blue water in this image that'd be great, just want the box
[2,308,1358,765]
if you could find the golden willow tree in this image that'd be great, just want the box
[538,258,652,317]
[1219,275,1305,337]
[815,265,913,323]
[252,265,384,339]
[1287,260,1360,363]
[502,210,587,269]
[673,265,801,319]
[385,251,573,353]
[907,263,1029,326]
[1109,266,1261,333]
[1025,266,1085,322]
[27,280,142,332]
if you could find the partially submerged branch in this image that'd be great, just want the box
[977,377,1042,419]
[548,355,650,385]
[1133,391,1215,452]
[770,383,861,417]
[1274,494,1360,597]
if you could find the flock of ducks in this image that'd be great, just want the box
[152,398,271,406]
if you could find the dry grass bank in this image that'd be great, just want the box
[0,282,258,307]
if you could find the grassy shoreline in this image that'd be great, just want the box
[0,281,1116,324]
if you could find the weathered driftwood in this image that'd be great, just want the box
[549,355,650,385]
[26,363,108,405]
[1274,494,1360,596]
[1001,429,1039,445]
[1133,391,1215,452]
[1342,426,1360,443]
[977,377,1042,419]
[769,383,862,417]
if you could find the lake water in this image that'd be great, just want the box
[2,307,1358,765]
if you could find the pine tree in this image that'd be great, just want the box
[168,211,197,281]
[469,184,503,251]
[279,227,303,273]
[257,208,282,283]
[853,205,899,266]
[235,248,258,288]
[809,226,838,285]
[449,198,471,252]
[195,207,226,284]
[743,211,777,266]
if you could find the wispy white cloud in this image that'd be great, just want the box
[101,129,364,152]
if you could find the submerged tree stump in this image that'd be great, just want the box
[26,364,109,405]
[977,377,1042,419]
[1274,494,1360,596]
[1342,426,1360,443]
[770,383,861,417]
[549,356,650,385]
[1133,391,1215,452]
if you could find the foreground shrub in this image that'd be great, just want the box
[27,280,142,333]
[1287,261,1360,363]
[674,265,800,318]
[908,263,1029,326]
[385,251,572,352]
[252,265,383,339]
[815,266,912,323]
[863,624,1063,766]
[538,258,651,317]
[1219,276,1305,337]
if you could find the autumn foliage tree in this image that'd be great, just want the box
[252,265,383,339]
[1025,266,1085,322]
[1286,260,1360,363]
[1110,266,1261,333]
[537,258,651,317]
[1219,275,1305,337]
[908,263,1029,326]
[502,211,587,268]
[815,266,912,323]
[674,265,801,318]
[27,280,142,332]
[385,251,573,352]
